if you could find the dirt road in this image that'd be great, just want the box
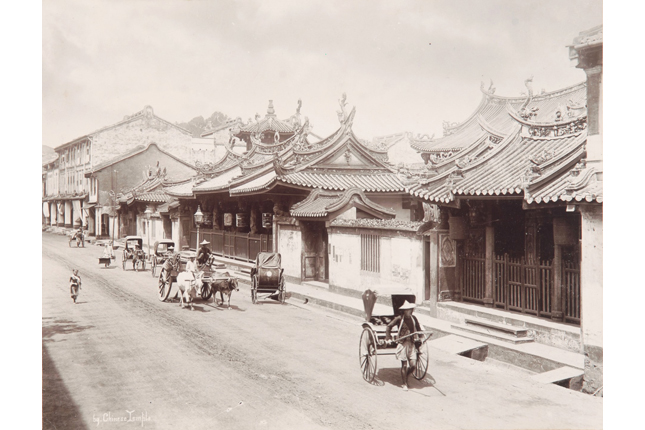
[42,233,602,429]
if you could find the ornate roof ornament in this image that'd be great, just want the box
[481,79,496,94]
[456,154,476,169]
[337,93,348,123]
[267,100,276,116]
[530,149,556,165]
[292,117,313,151]
[519,76,540,120]
[289,99,303,127]
[442,120,459,136]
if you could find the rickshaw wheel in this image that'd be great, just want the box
[158,271,172,302]
[413,340,429,380]
[201,282,213,300]
[359,327,378,383]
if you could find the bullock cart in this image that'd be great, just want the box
[359,291,433,383]
[157,252,237,304]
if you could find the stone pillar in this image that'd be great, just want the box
[551,244,564,321]
[64,201,72,227]
[483,209,495,307]
[579,205,603,393]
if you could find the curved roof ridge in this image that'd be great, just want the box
[482,81,586,102]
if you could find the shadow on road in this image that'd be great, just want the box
[42,342,89,430]
[43,319,94,343]
[376,368,444,394]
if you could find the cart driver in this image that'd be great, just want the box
[197,240,213,267]
[185,253,197,273]
[385,300,423,391]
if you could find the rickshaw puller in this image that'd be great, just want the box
[385,300,423,391]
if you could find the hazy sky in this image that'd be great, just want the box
[43,0,602,148]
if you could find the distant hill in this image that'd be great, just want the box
[177,111,231,137]
[42,145,57,165]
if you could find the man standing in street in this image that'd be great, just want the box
[385,300,423,391]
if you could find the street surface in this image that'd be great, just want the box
[43,232,602,429]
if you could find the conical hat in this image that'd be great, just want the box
[399,300,416,310]
[200,240,210,245]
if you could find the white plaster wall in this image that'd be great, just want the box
[580,205,603,348]
[329,229,424,299]
[278,224,302,278]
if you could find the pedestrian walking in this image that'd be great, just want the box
[70,269,82,304]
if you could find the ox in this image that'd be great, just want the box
[176,270,204,310]
[211,273,239,309]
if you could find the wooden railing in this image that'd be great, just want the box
[493,255,553,319]
[563,260,581,323]
[461,254,486,303]
[190,230,273,263]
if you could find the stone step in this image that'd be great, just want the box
[428,334,488,361]
[530,366,584,384]
[451,324,535,345]
[302,281,330,290]
[464,317,531,337]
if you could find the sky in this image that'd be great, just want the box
[42,0,602,148]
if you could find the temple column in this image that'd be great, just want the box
[579,205,603,394]
[483,207,494,307]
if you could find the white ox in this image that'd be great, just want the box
[176,271,204,310]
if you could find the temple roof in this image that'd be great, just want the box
[290,188,396,219]
[412,81,587,154]
[238,100,301,134]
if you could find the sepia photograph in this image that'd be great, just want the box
[37,1,610,428]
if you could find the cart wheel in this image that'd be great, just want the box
[413,340,429,380]
[251,276,258,304]
[359,327,378,383]
[201,282,213,300]
[158,272,172,302]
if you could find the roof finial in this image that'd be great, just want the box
[267,100,275,116]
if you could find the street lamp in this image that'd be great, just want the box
[144,206,153,261]
[194,205,204,252]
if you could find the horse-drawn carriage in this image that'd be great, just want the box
[359,291,432,383]
[150,239,175,277]
[122,236,146,271]
[157,252,238,308]
[250,252,286,304]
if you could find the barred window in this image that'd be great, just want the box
[361,234,380,273]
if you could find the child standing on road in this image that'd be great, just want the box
[70,269,82,304]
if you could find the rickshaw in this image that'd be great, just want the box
[359,291,433,383]
[150,239,176,277]
[250,252,286,304]
[122,236,146,271]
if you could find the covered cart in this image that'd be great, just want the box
[122,236,146,271]
[250,252,286,304]
[359,291,432,383]
[150,239,176,277]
